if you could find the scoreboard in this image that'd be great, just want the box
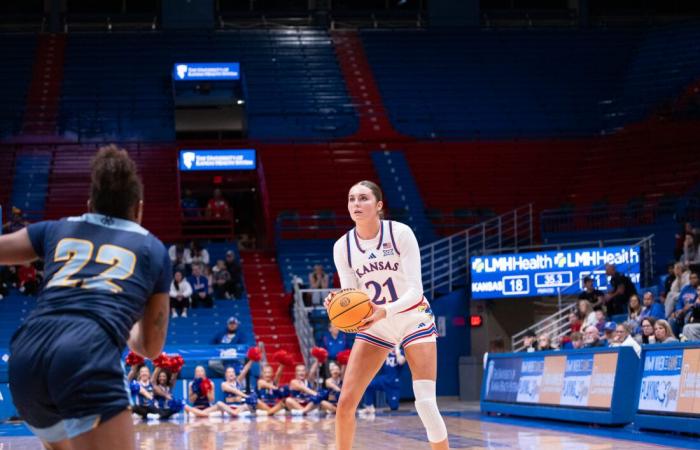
[470,246,641,300]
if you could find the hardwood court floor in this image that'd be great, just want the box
[0,400,698,449]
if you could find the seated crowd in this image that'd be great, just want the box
[523,222,700,354]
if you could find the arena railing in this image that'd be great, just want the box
[420,204,534,299]
[510,234,655,352]
[292,287,329,365]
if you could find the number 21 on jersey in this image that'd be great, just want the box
[364,277,398,305]
[47,238,136,293]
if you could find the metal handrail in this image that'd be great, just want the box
[510,234,655,351]
[292,287,329,365]
[420,204,533,298]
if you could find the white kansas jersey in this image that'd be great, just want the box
[333,220,426,318]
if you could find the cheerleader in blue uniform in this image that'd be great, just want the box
[285,362,321,416]
[256,364,286,416]
[216,361,253,417]
[321,361,344,414]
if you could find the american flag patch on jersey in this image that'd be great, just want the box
[383,243,392,249]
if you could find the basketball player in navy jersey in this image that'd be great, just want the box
[326,181,449,450]
[1,146,171,450]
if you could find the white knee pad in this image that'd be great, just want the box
[413,380,447,443]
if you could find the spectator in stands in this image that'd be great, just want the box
[168,243,190,275]
[627,294,643,331]
[663,263,676,297]
[576,299,597,330]
[536,333,554,351]
[190,241,210,268]
[654,319,678,344]
[212,317,245,345]
[603,264,637,317]
[2,207,27,234]
[669,271,699,336]
[674,222,694,260]
[640,291,665,321]
[188,263,212,308]
[583,326,605,348]
[578,276,604,308]
[206,188,231,220]
[321,324,351,361]
[681,287,700,341]
[610,323,641,357]
[522,330,537,352]
[570,332,584,350]
[169,270,192,318]
[181,188,200,217]
[637,318,657,344]
[594,308,606,333]
[308,264,330,305]
[602,321,616,345]
[17,262,39,296]
[665,262,690,318]
[681,233,700,266]
[212,260,235,299]
[568,312,581,334]
[224,250,243,300]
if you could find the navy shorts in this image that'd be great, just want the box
[9,315,129,438]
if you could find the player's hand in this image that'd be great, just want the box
[323,291,337,311]
[358,303,387,331]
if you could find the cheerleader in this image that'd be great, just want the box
[151,367,179,420]
[127,366,159,420]
[256,364,286,416]
[285,361,321,416]
[216,361,254,416]
[185,365,238,418]
[321,361,344,414]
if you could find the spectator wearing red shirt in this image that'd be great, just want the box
[206,188,231,220]
[18,262,39,296]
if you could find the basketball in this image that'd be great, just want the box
[328,289,373,333]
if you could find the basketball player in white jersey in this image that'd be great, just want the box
[326,181,449,450]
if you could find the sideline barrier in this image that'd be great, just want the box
[481,347,640,425]
[635,342,700,434]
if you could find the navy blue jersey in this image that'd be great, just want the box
[223,380,244,405]
[154,385,170,409]
[290,380,311,402]
[257,386,278,405]
[25,213,171,348]
[326,378,342,404]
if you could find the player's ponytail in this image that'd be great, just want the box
[89,144,143,220]
[356,180,385,219]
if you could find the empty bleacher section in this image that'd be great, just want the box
[58,30,357,141]
[10,151,51,220]
[361,24,700,139]
[0,34,37,138]
[260,143,376,240]
[44,144,180,241]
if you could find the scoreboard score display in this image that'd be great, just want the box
[470,246,641,299]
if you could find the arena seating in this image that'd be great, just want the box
[0,34,36,138]
[59,29,357,141]
[361,24,700,139]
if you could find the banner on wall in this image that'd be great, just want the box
[637,348,700,415]
[484,352,618,409]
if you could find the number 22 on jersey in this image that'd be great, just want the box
[47,238,136,293]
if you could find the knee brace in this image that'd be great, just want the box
[413,380,447,443]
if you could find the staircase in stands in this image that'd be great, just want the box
[331,30,402,141]
[241,250,302,384]
[21,34,65,136]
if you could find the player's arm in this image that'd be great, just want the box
[0,228,38,265]
[273,364,283,385]
[385,225,424,318]
[237,359,254,384]
[325,239,359,309]
[128,292,169,359]
[325,378,341,392]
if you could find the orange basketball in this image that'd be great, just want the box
[328,289,373,333]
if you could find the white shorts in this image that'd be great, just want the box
[355,298,437,350]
